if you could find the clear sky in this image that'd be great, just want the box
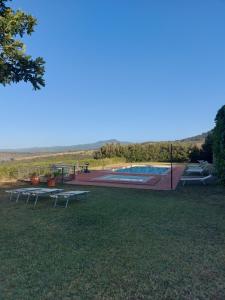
[0,0,225,148]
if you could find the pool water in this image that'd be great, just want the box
[114,165,170,175]
[95,174,153,183]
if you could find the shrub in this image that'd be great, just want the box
[213,105,225,184]
[94,142,194,163]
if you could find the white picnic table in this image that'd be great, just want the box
[5,188,90,208]
[50,191,90,208]
[6,187,42,202]
[22,188,64,207]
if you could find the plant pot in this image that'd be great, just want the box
[31,176,40,185]
[47,178,56,187]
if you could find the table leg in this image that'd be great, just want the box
[54,197,58,208]
[26,193,31,203]
[34,195,39,207]
[16,192,20,203]
[65,198,69,208]
[9,192,13,201]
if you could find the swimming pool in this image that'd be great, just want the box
[94,174,153,183]
[114,165,170,175]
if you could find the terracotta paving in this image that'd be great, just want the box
[66,165,185,190]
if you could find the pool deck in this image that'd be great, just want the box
[66,165,185,190]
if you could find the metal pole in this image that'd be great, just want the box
[170,144,173,190]
[73,165,76,180]
[62,167,64,184]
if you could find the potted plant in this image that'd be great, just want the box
[53,170,62,184]
[47,176,56,187]
[44,172,55,187]
[46,170,61,187]
[30,172,40,185]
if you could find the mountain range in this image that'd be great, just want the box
[0,139,130,153]
[0,132,210,154]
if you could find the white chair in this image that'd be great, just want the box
[186,166,204,174]
[181,175,213,186]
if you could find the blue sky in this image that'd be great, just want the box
[0,0,225,148]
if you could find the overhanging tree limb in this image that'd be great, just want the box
[0,0,45,89]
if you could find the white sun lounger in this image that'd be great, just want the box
[197,160,208,165]
[5,187,42,202]
[50,191,90,208]
[23,188,63,207]
[181,175,213,186]
[186,167,204,175]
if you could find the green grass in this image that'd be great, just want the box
[0,184,225,299]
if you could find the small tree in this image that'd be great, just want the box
[201,131,213,163]
[213,105,225,183]
[0,0,45,89]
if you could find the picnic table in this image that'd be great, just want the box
[6,187,42,202]
[5,188,90,208]
[22,188,63,207]
[50,191,89,208]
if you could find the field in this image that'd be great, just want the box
[0,183,225,299]
[0,153,125,180]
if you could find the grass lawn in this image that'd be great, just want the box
[0,183,225,299]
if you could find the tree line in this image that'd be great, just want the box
[93,141,213,163]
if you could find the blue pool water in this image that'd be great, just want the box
[95,174,152,183]
[114,165,170,175]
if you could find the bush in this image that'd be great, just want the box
[213,105,225,184]
[189,132,213,163]
[94,142,194,163]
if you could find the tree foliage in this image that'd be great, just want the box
[189,132,213,163]
[0,0,45,89]
[94,138,215,164]
[94,142,195,163]
[201,131,213,163]
[213,105,225,183]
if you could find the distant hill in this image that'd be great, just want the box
[0,139,131,154]
[176,131,211,144]
[141,131,211,146]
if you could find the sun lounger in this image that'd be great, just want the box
[197,160,208,165]
[50,191,90,208]
[5,187,42,202]
[185,166,204,175]
[23,188,63,207]
[181,175,213,186]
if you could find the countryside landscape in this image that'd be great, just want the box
[1,0,225,299]
[0,132,209,180]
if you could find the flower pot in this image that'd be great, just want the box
[31,176,40,185]
[47,178,56,187]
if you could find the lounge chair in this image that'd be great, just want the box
[186,166,204,175]
[5,187,42,202]
[197,160,209,164]
[22,188,63,207]
[50,191,90,208]
[181,175,213,186]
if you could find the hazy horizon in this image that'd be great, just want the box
[0,131,209,151]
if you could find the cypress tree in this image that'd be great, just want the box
[213,105,225,183]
